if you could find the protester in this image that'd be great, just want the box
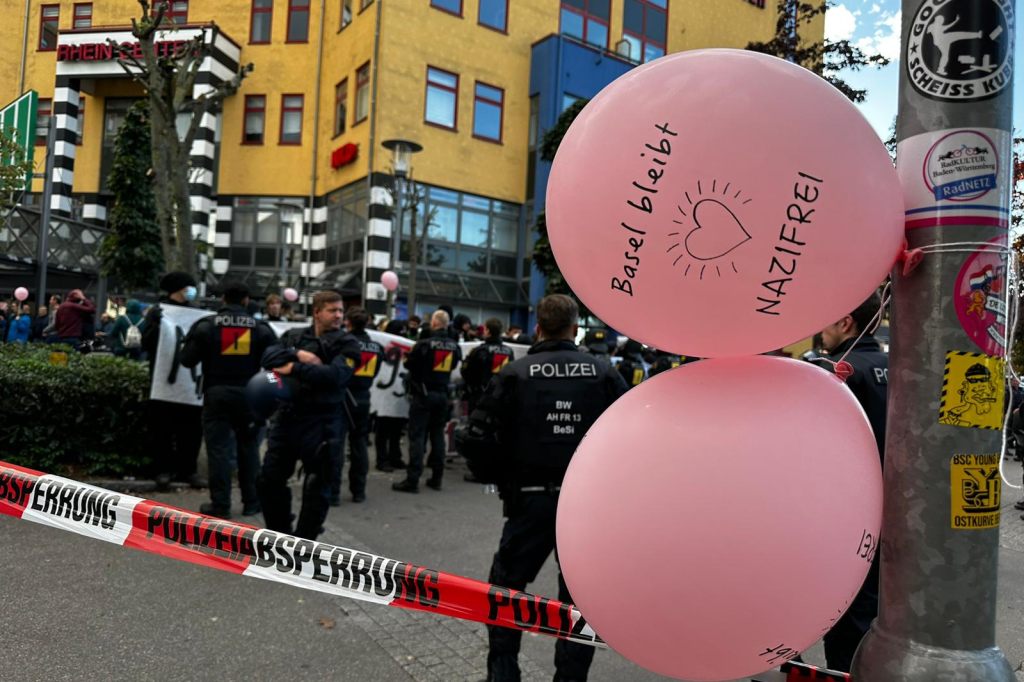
[406,315,422,340]
[141,272,205,491]
[6,304,31,343]
[54,289,96,348]
[30,305,48,341]
[456,294,627,682]
[375,319,411,472]
[264,294,284,321]
[109,300,146,359]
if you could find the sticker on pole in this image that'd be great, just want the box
[906,0,1014,103]
[938,351,1004,430]
[952,238,1007,356]
[950,454,1001,530]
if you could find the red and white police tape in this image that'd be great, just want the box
[0,461,849,681]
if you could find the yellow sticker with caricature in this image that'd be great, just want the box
[938,351,1004,430]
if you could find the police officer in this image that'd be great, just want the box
[580,327,613,370]
[179,282,277,518]
[457,294,627,682]
[392,309,462,493]
[258,290,361,540]
[614,339,648,389]
[331,306,384,505]
[647,349,684,377]
[461,318,514,413]
[818,290,888,672]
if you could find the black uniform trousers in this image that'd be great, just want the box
[258,407,343,540]
[406,389,449,484]
[823,555,879,672]
[202,386,260,511]
[332,391,372,498]
[375,416,406,468]
[148,400,203,481]
[487,493,595,682]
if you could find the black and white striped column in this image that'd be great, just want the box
[49,75,81,218]
[212,196,233,276]
[189,86,218,276]
[301,195,327,286]
[364,172,395,315]
[80,193,107,226]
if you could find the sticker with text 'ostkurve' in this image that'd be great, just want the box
[950,454,1001,530]
[938,351,1004,430]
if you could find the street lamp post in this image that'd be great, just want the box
[381,139,422,316]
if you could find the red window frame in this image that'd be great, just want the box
[73,3,92,29]
[38,5,59,51]
[623,0,668,63]
[287,0,310,42]
[243,94,266,145]
[424,65,459,131]
[249,0,273,44]
[559,1,609,49]
[333,79,348,137]
[478,0,508,33]
[429,0,462,17]
[165,0,189,24]
[354,62,370,125]
[472,81,504,143]
[35,98,52,146]
[279,94,304,145]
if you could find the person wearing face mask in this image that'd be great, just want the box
[141,272,205,491]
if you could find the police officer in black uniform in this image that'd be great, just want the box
[331,306,384,505]
[258,290,361,540]
[614,339,647,389]
[392,309,462,493]
[461,318,514,413]
[579,327,612,365]
[457,294,627,682]
[819,290,888,672]
[180,282,277,518]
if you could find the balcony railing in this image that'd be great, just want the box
[0,204,108,274]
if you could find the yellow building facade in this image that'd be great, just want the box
[1,0,820,320]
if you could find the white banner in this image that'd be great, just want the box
[148,305,214,406]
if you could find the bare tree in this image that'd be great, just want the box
[389,172,436,316]
[113,0,252,275]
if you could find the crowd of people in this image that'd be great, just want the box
[0,273,957,679]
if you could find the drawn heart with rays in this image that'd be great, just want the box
[684,199,752,261]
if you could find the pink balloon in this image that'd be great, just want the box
[13,287,29,302]
[547,50,903,357]
[557,357,882,681]
[380,270,399,292]
[283,287,298,302]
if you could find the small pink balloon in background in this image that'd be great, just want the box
[380,270,400,292]
[556,356,882,681]
[546,49,903,358]
[13,287,29,302]
[283,287,299,302]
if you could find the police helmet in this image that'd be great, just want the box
[246,370,294,421]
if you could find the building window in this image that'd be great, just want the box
[560,0,609,49]
[166,0,189,24]
[472,82,503,143]
[73,3,92,29]
[39,5,59,51]
[35,98,52,146]
[243,95,266,144]
[333,79,347,137]
[747,0,766,7]
[360,0,372,10]
[478,0,507,32]
[75,100,85,145]
[230,197,303,286]
[623,0,667,63]
[425,66,458,130]
[430,0,462,16]
[325,181,368,267]
[354,62,370,124]
[340,0,352,29]
[279,94,303,144]
[250,0,273,43]
[287,0,310,42]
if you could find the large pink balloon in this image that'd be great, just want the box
[13,287,29,302]
[557,357,882,681]
[380,270,399,292]
[547,50,903,357]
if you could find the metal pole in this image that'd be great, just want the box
[853,1,1016,680]
[35,116,56,307]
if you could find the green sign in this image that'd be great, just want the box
[0,91,39,191]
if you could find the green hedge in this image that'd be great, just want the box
[0,343,152,476]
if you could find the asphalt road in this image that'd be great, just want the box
[2,455,1024,681]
